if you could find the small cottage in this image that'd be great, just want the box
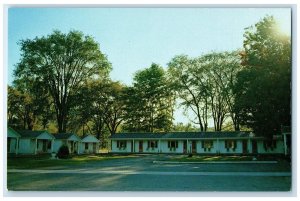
[53,133,81,154]
[79,134,100,154]
[7,127,21,154]
[17,130,55,154]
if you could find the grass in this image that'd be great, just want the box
[7,154,136,169]
[166,155,280,162]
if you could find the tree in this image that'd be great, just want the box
[235,16,291,138]
[123,63,174,132]
[7,86,33,129]
[196,51,242,131]
[168,55,209,131]
[14,30,111,132]
[104,81,126,135]
[168,52,242,131]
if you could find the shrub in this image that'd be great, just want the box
[57,145,70,159]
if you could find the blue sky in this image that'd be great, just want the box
[8,7,291,124]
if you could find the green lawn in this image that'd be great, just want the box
[7,154,136,169]
[166,155,279,162]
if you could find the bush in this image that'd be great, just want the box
[57,145,70,159]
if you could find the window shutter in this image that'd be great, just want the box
[202,141,204,148]
[168,141,170,148]
[176,141,178,148]
[263,141,267,150]
[225,141,228,149]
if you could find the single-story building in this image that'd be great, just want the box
[110,131,285,155]
[17,130,55,154]
[79,134,100,154]
[7,127,21,154]
[53,133,81,154]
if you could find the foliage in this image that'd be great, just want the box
[235,16,291,138]
[56,145,70,159]
[69,79,125,142]
[14,30,111,132]
[172,122,199,132]
[168,51,242,131]
[122,63,175,132]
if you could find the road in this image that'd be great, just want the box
[6,154,291,191]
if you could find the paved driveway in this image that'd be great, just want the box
[6,154,291,192]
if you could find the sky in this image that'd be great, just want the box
[7,7,291,125]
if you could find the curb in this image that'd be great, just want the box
[152,160,278,164]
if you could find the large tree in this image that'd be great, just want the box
[123,63,174,132]
[168,55,209,131]
[14,30,111,132]
[197,51,242,131]
[168,52,242,131]
[235,16,291,138]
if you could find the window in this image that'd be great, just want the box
[263,140,277,151]
[7,138,11,152]
[47,141,52,149]
[147,141,158,149]
[85,143,89,150]
[168,141,178,150]
[201,140,213,151]
[225,140,237,151]
[117,141,127,149]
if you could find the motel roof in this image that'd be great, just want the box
[16,130,55,139]
[110,131,261,140]
[54,133,80,140]
[7,127,21,138]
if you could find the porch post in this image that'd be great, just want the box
[35,138,38,155]
[159,139,161,153]
[248,138,251,153]
[216,138,219,154]
[51,139,54,152]
[16,137,19,155]
[132,139,135,153]
[66,140,70,153]
[77,141,80,154]
[187,139,189,153]
[283,134,287,156]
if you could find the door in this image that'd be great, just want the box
[93,143,96,153]
[131,140,134,153]
[252,140,257,154]
[242,140,248,154]
[7,138,11,152]
[192,141,197,153]
[42,140,48,152]
[183,141,187,153]
[139,141,143,152]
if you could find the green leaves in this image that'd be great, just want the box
[14,30,111,132]
[168,51,242,131]
[236,16,291,138]
[123,63,174,132]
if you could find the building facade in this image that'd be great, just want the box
[110,132,285,155]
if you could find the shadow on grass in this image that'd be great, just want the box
[7,153,138,169]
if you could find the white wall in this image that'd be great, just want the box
[53,140,64,153]
[18,138,34,154]
[8,138,18,153]
[110,138,286,155]
[217,139,243,154]
[111,140,132,153]
[257,140,285,154]
[79,142,99,154]
[133,140,160,153]
[160,140,184,153]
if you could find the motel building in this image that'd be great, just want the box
[110,131,286,155]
